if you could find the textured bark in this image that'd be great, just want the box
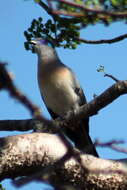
[0,133,127,189]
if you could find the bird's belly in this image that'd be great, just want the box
[40,80,78,117]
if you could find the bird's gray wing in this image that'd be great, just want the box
[67,69,98,157]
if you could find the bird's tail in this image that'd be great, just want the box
[65,118,99,157]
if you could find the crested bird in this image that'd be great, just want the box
[30,38,98,157]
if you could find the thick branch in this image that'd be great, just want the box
[0,119,35,131]
[0,133,127,189]
[54,80,127,129]
[68,80,127,121]
[0,80,127,132]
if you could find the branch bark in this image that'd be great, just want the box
[0,80,127,133]
[50,0,127,18]
[0,133,127,190]
[74,34,127,45]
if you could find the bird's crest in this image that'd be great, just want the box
[34,38,55,48]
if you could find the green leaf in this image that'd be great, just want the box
[97,65,105,73]
[38,17,43,22]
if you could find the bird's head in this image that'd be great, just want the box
[29,38,59,62]
[30,38,54,53]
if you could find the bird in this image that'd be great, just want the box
[30,38,98,157]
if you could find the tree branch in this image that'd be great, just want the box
[95,140,127,154]
[0,63,57,131]
[63,80,127,125]
[104,73,119,82]
[74,33,127,45]
[51,0,127,18]
[0,63,42,119]
[35,1,127,45]
[38,0,52,15]
[0,80,127,133]
[0,133,127,189]
[37,0,85,24]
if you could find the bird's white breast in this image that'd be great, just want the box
[38,64,79,116]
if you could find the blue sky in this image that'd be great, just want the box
[1,1,127,189]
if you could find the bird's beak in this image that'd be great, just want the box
[29,40,37,45]
[28,40,37,53]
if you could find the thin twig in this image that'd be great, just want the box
[38,0,51,15]
[95,140,127,154]
[104,73,119,82]
[74,34,127,44]
[51,0,127,18]
[38,0,83,24]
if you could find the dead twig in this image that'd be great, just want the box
[95,140,127,154]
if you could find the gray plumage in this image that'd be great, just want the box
[30,38,98,157]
